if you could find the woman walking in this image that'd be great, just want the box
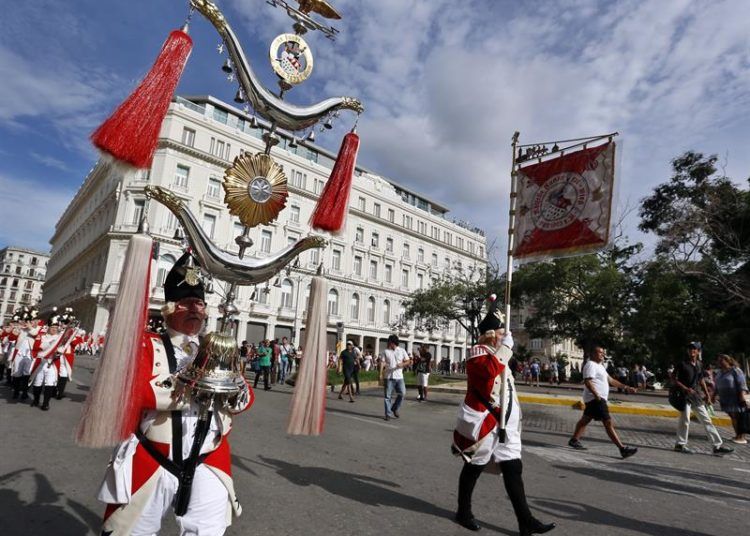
[714,354,749,444]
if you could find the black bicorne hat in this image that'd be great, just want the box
[164,252,205,303]
[477,294,504,334]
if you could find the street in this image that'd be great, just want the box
[1,357,747,536]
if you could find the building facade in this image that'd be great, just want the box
[510,306,584,374]
[42,96,487,359]
[0,246,49,322]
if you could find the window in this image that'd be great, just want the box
[314,179,324,194]
[132,199,145,225]
[310,248,320,266]
[369,260,378,279]
[201,213,217,239]
[457,237,464,250]
[281,279,293,308]
[358,197,366,211]
[445,256,451,268]
[174,165,189,188]
[350,293,360,320]
[401,269,409,287]
[417,273,424,289]
[181,127,195,147]
[290,205,301,223]
[371,232,379,248]
[290,171,306,189]
[9,291,16,301]
[233,222,244,240]
[531,338,543,350]
[12,279,19,288]
[332,249,342,271]
[403,243,410,260]
[156,254,177,287]
[432,253,438,267]
[260,230,272,253]
[418,248,424,263]
[386,237,394,253]
[328,289,339,316]
[444,232,452,246]
[225,143,231,160]
[207,178,222,199]
[403,215,412,229]
[373,203,381,217]
[367,297,376,323]
[257,286,269,305]
[215,139,225,158]
[387,209,395,223]
[287,236,297,246]
[431,226,440,240]
[31,257,38,266]
[25,280,33,290]
[304,284,311,309]
[355,227,364,243]
[165,211,177,231]
[353,256,362,276]
[385,264,392,283]
[383,300,391,325]
[479,245,484,258]
[418,221,426,234]
[213,107,228,124]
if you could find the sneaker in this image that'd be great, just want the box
[392,410,400,418]
[568,438,587,450]
[620,446,638,459]
[713,445,734,455]
[730,437,747,444]
[674,444,694,454]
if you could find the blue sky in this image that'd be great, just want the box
[1,0,749,261]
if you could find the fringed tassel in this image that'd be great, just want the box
[91,30,193,169]
[287,276,329,435]
[76,233,153,447]
[310,132,360,233]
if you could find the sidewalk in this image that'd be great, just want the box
[430,381,733,427]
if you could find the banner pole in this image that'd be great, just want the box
[504,132,520,330]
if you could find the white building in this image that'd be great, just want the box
[42,95,487,359]
[510,306,584,373]
[0,246,49,322]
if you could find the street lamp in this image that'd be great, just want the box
[462,295,484,346]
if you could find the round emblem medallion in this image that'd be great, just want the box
[531,172,589,231]
[248,177,272,203]
[269,33,313,85]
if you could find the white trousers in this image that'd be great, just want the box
[130,465,229,536]
[676,401,723,448]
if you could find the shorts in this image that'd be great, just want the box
[583,399,611,421]
[417,372,429,387]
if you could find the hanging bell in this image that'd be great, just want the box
[250,289,257,301]
[288,137,298,149]
[234,89,245,103]
[323,117,333,130]
[273,277,282,288]
[250,116,259,129]
[552,143,560,152]
[221,58,233,73]
[173,227,184,240]
[306,130,315,142]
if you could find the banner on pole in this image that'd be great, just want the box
[513,141,616,261]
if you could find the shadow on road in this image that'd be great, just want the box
[0,469,99,536]
[531,497,716,536]
[256,456,515,535]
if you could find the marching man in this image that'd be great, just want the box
[453,296,555,535]
[10,307,39,401]
[97,253,253,535]
[29,310,63,409]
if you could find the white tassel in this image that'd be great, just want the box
[287,276,329,435]
[76,233,153,447]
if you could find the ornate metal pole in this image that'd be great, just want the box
[504,132,520,330]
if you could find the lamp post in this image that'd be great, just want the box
[462,295,484,346]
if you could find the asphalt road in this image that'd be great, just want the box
[1,357,747,536]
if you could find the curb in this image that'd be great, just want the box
[430,386,733,427]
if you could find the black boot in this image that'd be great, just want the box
[31,386,42,407]
[456,462,486,531]
[56,377,68,399]
[12,377,20,399]
[500,459,555,536]
[20,375,30,400]
[41,386,55,410]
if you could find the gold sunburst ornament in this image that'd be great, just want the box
[223,152,288,227]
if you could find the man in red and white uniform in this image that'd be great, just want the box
[453,297,555,535]
[30,312,63,409]
[98,253,253,535]
[1,323,18,382]
[10,307,40,400]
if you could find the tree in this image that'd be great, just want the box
[403,265,502,344]
[639,151,750,308]
[512,241,642,360]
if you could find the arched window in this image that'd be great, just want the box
[281,279,293,308]
[383,299,391,325]
[304,284,311,310]
[156,254,176,287]
[350,293,360,320]
[328,289,339,316]
[367,297,376,323]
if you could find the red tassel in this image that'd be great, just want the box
[91,30,193,169]
[310,132,360,233]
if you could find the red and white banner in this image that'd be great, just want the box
[513,142,616,260]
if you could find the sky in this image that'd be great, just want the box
[1,0,749,261]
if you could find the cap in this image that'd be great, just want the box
[346,340,354,346]
[164,252,205,303]
[687,341,702,350]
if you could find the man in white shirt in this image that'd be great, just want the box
[380,335,411,421]
[568,346,638,458]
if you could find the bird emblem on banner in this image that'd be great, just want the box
[513,142,616,261]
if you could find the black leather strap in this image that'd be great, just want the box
[160,332,177,373]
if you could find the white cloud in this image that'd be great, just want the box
[0,173,74,252]
[29,152,71,172]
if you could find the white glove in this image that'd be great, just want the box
[501,331,514,350]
